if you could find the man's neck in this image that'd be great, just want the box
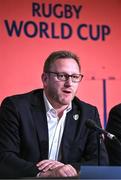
[43,91,71,118]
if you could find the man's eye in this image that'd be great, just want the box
[72,75,79,79]
[58,74,65,78]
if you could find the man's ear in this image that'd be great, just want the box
[41,73,48,84]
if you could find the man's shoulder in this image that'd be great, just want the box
[110,103,121,114]
[1,89,43,106]
[73,96,97,112]
[73,96,96,108]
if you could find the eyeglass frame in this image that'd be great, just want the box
[45,71,84,82]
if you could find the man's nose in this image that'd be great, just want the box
[64,77,73,86]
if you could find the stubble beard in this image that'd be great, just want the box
[56,93,74,106]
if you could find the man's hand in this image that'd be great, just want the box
[36,159,64,172]
[36,160,78,177]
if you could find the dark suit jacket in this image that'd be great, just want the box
[105,104,121,165]
[0,89,108,178]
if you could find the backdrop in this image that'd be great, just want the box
[0,0,121,127]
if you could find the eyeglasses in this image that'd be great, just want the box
[46,71,83,82]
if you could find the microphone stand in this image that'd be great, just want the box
[86,119,121,165]
[96,132,102,166]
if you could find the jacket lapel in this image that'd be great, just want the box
[61,103,80,162]
[30,90,49,159]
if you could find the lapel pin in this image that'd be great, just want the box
[73,114,79,120]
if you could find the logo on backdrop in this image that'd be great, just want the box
[3,2,111,41]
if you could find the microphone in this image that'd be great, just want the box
[86,119,116,140]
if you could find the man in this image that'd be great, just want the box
[0,50,108,178]
[105,104,121,165]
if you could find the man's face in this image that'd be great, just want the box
[42,58,81,108]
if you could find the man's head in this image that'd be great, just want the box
[42,50,83,109]
[43,50,81,72]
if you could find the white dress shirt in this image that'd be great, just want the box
[43,92,72,160]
